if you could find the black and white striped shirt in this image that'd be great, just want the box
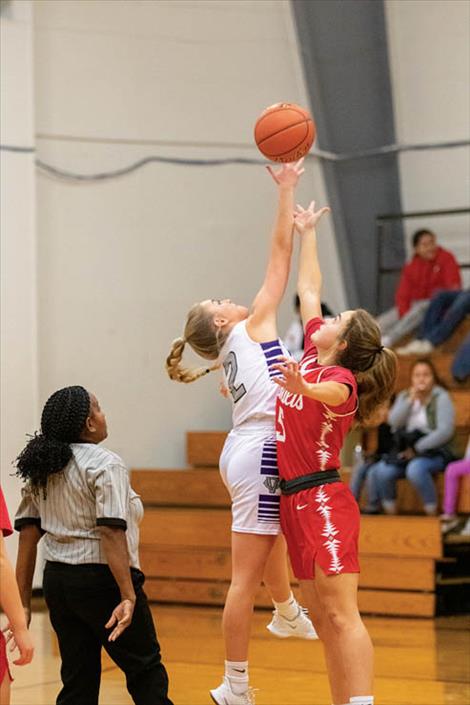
[14,443,143,568]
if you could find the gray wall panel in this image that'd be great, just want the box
[292,0,404,313]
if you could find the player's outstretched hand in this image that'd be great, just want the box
[266,158,305,188]
[293,201,330,234]
[105,598,135,642]
[272,356,308,396]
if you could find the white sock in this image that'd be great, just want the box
[273,591,299,620]
[382,500,397,515]
[350,696,374,705]
[225,660,249,695]
[424,503,437,516]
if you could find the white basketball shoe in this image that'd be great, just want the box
[266,606,318,639]
[210,677,256,705]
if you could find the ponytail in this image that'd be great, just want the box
[15,434,74,492]
[165,302,228,385]
[15,385,90,492]
[354,347,397,424]
[166,337,216,384]
[337,309,397,425]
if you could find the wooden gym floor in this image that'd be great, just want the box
[9,600,470,705]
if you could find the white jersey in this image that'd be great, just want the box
[220,320,287,429]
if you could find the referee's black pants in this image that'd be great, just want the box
[43,561,173,705]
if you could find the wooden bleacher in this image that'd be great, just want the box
[132,318,469,619]
[133,439,441,617]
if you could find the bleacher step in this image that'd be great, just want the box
[445,533,470,544]
[139,508,442,558]
[137,460,470,519]
[132,469,230,507]
[140,545,435,591]
[187,431,227,467]
[143,578,435,617]
[436,576,470,585]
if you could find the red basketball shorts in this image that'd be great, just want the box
[280,481,360,580]
[0,630,12,686]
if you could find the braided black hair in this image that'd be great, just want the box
[15,386,91,492]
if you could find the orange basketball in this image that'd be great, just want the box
[254,103,315,163]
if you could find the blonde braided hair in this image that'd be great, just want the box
[165,303,228,384]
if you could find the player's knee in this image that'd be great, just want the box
[325,608,349,634]
[229,576,260,598]
[324,605,359,635]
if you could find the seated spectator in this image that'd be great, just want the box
[349,402,394,513]
[379,229,461,348]
[284,294,333,361]
[440,436,470,532]
[397,289,470,355]
[452,332,470,383]
[366,359,455,515]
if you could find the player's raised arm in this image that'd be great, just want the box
[294,201,330,326]
[247,159,304,341]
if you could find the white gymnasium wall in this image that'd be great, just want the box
[0,0,38,563]
[33,0,346,468]
[385,0,470,276]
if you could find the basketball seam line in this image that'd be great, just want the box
[258,124,312,157]
[256,118,312,147]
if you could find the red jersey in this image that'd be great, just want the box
[0,487,12,537]
[395,246,461,317]
[276,317,357,481]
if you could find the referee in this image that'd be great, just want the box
[13,386,173,705]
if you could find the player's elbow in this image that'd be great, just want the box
[327,383,350,407]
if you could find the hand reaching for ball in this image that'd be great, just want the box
[293,201,330,233]
[266,158,305,188]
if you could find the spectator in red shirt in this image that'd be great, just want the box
[396,230,461,317]
[380,229,461,347]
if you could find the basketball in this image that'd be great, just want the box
[254,103,315,163]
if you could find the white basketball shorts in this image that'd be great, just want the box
[219,425,281,535]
